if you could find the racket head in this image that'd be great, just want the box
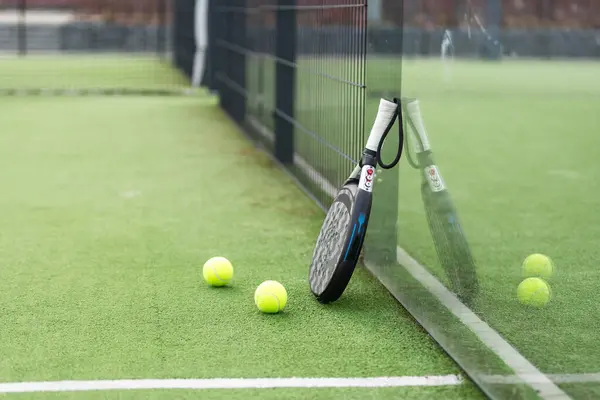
[309,181,371,303]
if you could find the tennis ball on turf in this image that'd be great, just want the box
[522,253,554,279]
[202,256,233,287]
[254,280,287,313]
[517,277,551,308]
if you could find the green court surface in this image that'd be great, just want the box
[3,54,599,399]
[0,55,188,90]
[0,91,484,399]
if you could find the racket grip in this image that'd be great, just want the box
[405,99,431,152]
[365,98,398,152]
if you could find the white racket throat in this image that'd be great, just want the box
[358,165,376,192]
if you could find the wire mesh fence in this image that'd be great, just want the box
[215,0,368,211]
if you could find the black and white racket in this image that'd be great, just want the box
[309,98,403,304]
[403,98,479,303]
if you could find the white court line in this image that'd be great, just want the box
[245,118,570,399]
[0,376,463,393]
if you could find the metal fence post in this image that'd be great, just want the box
[216,2,228,111]
[231,0,247,123]
[274,0,296,164]
[18,0,27,56]
[205,0,217,92]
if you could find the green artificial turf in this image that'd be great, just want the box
[7,53,597,399]
[0,94,481,399]
[0,55,189,90]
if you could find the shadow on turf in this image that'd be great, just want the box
[315,291,375,314]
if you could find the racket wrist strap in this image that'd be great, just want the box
[373,97,404,170]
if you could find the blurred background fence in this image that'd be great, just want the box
[0,0,190,94]
[1,0,598,63]
[0,0,171,54]
[381,0,600,58]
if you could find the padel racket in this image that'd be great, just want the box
[309,98,403,304]
[402,98,479,303]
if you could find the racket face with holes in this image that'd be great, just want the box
[309,179,372,304]
[308,98,399,304]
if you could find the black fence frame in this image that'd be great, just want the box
[172,0,196,79]
[212,0,299,166]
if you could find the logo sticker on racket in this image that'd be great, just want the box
[358,165,375,192]
[424,165,446,192]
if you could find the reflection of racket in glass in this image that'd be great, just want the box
[403,98,479,303]
[309,98,403,304]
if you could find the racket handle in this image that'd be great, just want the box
[405,99,431,152]
[365,98,398,152]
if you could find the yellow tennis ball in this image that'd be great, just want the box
[202,257,233,287]
[517,277,551,308]
[254,280,287,313]
[522,253,554,279]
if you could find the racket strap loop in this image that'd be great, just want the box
[376,97,405,170]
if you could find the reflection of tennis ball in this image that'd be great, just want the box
[522,253,554,279]
[254,280,287,313]
[517,277,551,307]
[202,257,233,287]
